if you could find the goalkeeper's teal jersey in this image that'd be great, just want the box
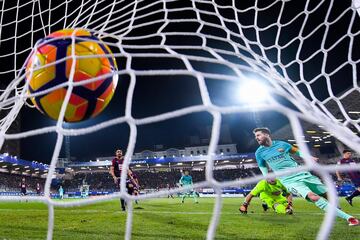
[180,175,193,185]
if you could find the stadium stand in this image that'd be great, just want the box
[60,167,261,192]
[0,172,45,194]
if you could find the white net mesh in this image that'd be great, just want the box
[1,0,360,239]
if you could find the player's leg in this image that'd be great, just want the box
[134,189,139,204]
[181,192,186,203]
[273,202,293,214]
[288,177,359,225]
[273,203,286,214]
[274,198,292,215]
[262,197,288,214]
[127,185,134,196]
[307,192,357,224]
[307,176,345,209]
[262,198,277,213]
[261,202,269,212]
[120,199,126,211]
[182,187,190,203]
[191,191,199,203]
[345,181,360,206]
[259,193,270,212]
[116,178,126,211]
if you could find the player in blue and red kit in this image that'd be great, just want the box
[110,149,140,210]
[36,182,41,195]
[127,168,140,204]
[110,149,126,211]
[336,149,360,206]
[20,178,27,196]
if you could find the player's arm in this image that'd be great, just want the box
[134,177,139,184]
[109,162,117,184]
[335,170,343,181]
[335,161,343,181]
[288,144,318,162]
[179,176,184,186]
[127,169,133,178]
[239,181,264,214]
[133,176,139,188]
[285,192,293,207]
[255,151,268,175]
[239,193,254,214]
[128,169,139,188]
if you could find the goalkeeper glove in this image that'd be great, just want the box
[239,202,249,214]
[286,202,293,215]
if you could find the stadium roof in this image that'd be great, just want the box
[0,154,49,177]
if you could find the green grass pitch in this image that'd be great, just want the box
[0,197,358,239]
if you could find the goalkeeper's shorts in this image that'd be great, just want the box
[260,195,287,209]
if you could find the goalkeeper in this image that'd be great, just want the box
[240,178,293,214]
[179,170,199,203]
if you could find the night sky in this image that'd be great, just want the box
[20,73,288,162]
[1,0,359,163]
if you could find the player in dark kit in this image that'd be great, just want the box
[36,183,41,195]
[128,168,140,204]
[167,183,174,199]
[110,149,138,211]
[336,149,360,206]
[20,178,27,196]
[110,149,126,210]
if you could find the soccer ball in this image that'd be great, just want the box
[25,29,118,122]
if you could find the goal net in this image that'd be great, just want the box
[1,0,360,239]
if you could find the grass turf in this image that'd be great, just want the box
[0,197,358,239]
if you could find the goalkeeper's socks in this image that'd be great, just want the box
[315,197,352,220]
[262,203,269,212]
[348,190,360,200]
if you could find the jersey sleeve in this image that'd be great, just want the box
[179,176,184,184]
[111,158,116,167]
[255,150,266,168]
[250,180,265,196]
[255,150,268,175]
